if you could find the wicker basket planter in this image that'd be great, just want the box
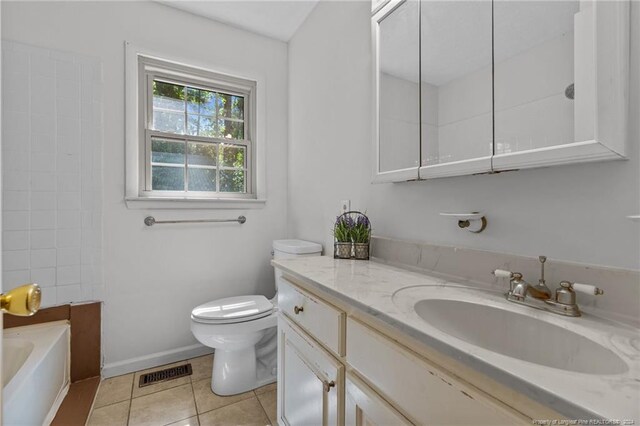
[353,243,369,260]
[335,242,353,259]
[333,211,371,260]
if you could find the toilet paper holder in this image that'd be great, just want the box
[440,212,487,233]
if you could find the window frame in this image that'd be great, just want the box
[139,57,256,199]
[125,42,266,208]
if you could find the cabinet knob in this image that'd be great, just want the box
[323,380,335,392]
[294,305,304,315]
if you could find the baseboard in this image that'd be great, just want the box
[102,344,213,378]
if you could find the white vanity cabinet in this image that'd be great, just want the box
[345,373,412,426]
[278,316,343,426]
[346,318,523,425]
[276,272,527,426]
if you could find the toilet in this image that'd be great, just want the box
[190,239,322,395]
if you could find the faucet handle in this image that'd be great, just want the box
[555,281,603,306]
[493,269,514,278]
[571,282,604,296]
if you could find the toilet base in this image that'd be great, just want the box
[211,347,277,395]
[210,327,278,396]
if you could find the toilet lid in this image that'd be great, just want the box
[191,295,274,324]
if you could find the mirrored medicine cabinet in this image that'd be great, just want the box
[372,0,630,183]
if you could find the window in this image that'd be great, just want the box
[135,54,256,200]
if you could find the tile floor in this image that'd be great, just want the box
[88,354,277,426]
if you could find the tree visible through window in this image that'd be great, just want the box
[146,76,250,195]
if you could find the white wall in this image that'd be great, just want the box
[2,1,289,374]
[2,41,103,307]
[288,0,640,271]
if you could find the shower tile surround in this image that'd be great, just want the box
[2,41,103,306]
[370,236,640,327]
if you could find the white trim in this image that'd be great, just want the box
[492,140,624,171]
[125,197,266,209]
[125,41,267,207]
[419,157,492,179]
[102,343,213,378]
[372,167,419,184]
[371,0,420,184]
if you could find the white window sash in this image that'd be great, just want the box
[137,56,256,199]
[145,130,251,195]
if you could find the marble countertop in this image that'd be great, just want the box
[272,256,640,421]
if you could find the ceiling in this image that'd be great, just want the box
[158,0,320,42]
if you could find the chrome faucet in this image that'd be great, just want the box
[493,256,604,317]
[534,256,552,299]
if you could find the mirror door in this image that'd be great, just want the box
[373,0,628,182]
[373,0,421,183]
[419,0,493,178]
[493,1,580,157]
[492,0,628,170]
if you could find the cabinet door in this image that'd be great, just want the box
[346,318,526,425]
[492,0,629,171]
[419,0,493,178]
[345,373,412,426]
[278,316,343,426]
[372,0,421,183]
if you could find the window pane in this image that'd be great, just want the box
[200,91,216,116]
[152,138,185,164]
[153,81,185,134]
[219,145,245,168]
[188,168,216,191]
[152,166,184,191]
[218,93,232,118]
[230,96,244,120]
[186,87,201,115]
[220,169,245,193]
[227,120,245,140]
[218,119,244,140]
[151,137,185,191]
[153,111,185,134]
[187,115,215,137]
[153,81,184,111]
[188,142,217,166]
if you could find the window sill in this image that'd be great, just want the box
[125,197,266,210]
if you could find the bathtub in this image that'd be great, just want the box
[3,321,70,426]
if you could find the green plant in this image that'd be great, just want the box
[352,214,370,244]
[333,215,354,243]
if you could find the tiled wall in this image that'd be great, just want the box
[2,41,103,307]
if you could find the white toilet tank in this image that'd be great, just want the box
[272,239,322,290]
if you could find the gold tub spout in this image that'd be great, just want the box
[1,283,41,316]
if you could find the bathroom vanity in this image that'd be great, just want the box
[273,256,640,425]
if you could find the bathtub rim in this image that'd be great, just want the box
[3,320,71,408]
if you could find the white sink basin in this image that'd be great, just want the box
[414,299,628,375]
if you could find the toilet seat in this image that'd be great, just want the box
[191,295,274,324]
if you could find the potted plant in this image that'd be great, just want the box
[352,214,371,260]
[333,215,354,259]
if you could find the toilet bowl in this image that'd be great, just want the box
[190,239,322,396]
